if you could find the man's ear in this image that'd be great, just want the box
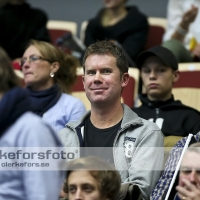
[121,73,129,88]
[51,62,60,73]
[82,75,85,89]
[172,70,180,83]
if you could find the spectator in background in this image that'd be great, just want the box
[84,0,149,64]
[0,46,65,200]
[61,156,121,200]
[133,46,200,141]
[20,40,86,133]
[0,0,50,61]
[151,137,200,200]
[174,142,200,200]
[162,0,200,62]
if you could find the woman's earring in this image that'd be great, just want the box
[50,72,54,77]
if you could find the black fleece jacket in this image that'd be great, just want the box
[0,2,50,60]
[132,94,200,137]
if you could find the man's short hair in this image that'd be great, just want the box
[64,156,121,200]
[82,40,129,76]
[136,45,178,70]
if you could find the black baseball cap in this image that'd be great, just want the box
[136,46,178,70]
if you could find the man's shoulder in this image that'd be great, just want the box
[139,117,163,135]
[122,104,163,137]
[60,110,90,130]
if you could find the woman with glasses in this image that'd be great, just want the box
[0,46,65,200]
[20,40,86,133]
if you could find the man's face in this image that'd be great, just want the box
[83,54,129,106]
[140,56,179,101]
[68,171,105,200]
[179,151,200,189]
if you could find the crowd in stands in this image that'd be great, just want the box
[0,0,200,200]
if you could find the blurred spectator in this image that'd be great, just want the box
[84,0,149,64]
[174,142,200,200]
[133,46,200,138]
[151,137,200,200]
[0,46,65,200]
[162,0,200,62]
[20,40,86,133]
[61,156,121,200]
[0,0,50,61]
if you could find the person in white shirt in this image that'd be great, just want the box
[162,0,200,62]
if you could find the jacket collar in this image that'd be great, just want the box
[67,104,143,129]
[139,94,175,108]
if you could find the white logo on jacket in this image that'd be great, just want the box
[123,137,136,162]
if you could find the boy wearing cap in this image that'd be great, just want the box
[133,45,200,138]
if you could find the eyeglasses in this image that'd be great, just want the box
[19,55,51,68]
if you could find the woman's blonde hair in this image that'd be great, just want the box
[27,40,79,93]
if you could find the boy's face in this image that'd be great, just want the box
[140,56,179,101]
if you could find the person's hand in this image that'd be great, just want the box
[192,43,200,59]
[181,5,198,29]
[176,178,200,200]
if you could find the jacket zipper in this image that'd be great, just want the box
[156,108,159,119]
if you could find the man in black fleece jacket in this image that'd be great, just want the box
[132,46,200,137]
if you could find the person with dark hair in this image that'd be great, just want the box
[0,0,51,60]
[133,45,200,139]
[61,156,121,200]
[84,0,149,63]
[59,40,164,200]
[20,40,86,133]
[0,46,65,200]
